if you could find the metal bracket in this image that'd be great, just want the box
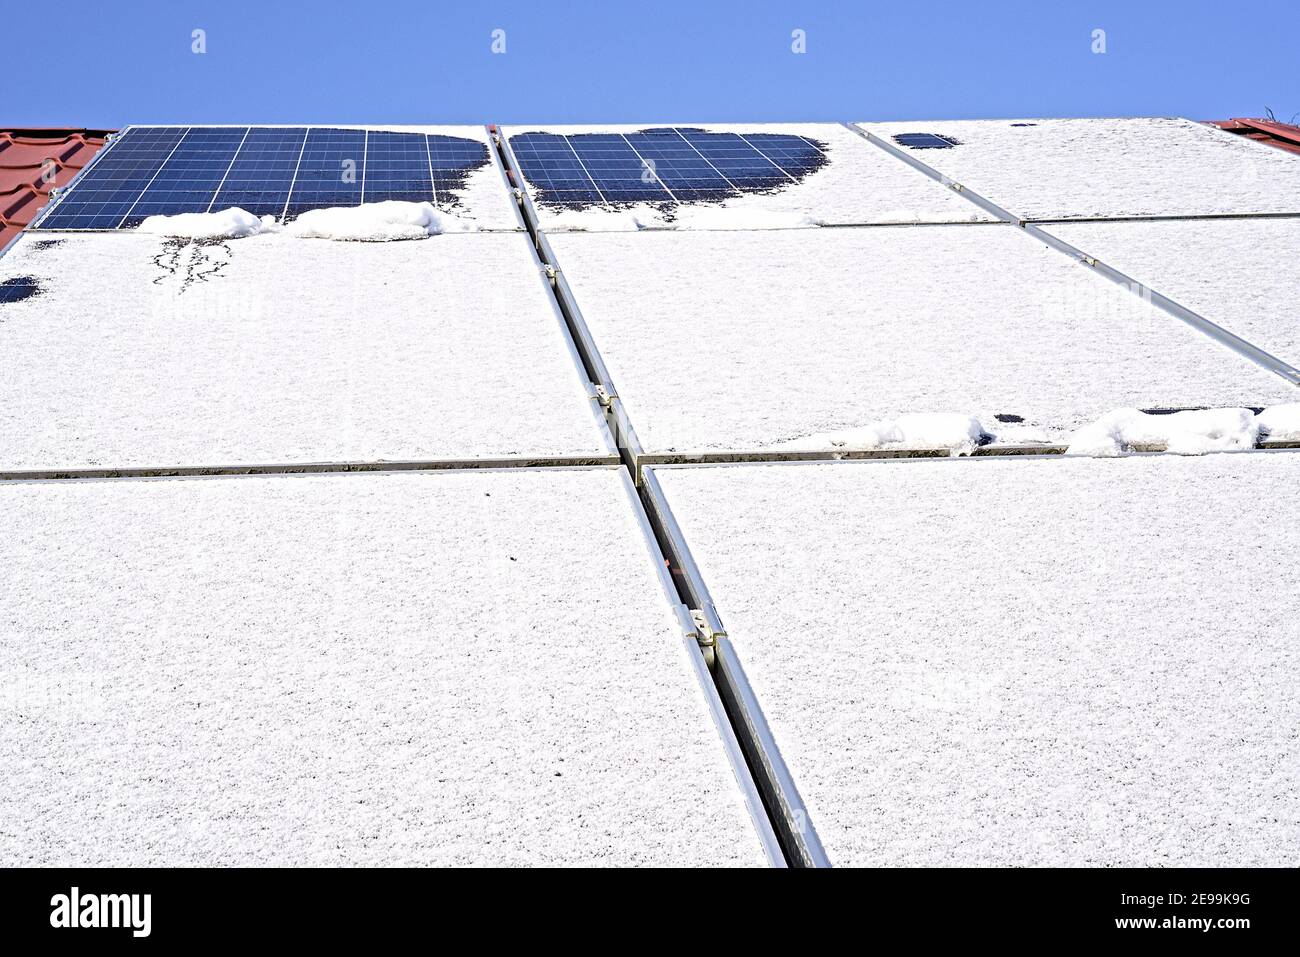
[690,609,717,665]
[593,384,614,409]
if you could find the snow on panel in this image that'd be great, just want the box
[655,454,1300,866]
[0,468,767,867]
[1045,217,1300,369]
[548,226,1296,453]
[502,123,990,230]
[0,232,609,469]
[858,117,1300,220]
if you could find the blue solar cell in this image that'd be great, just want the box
[362,131,433,205]
[678,132,792,191]
[509,128,828,209]
[892,133,960,149]
[37,127,189,229]
[426,134,490,205]
[569,134,673,203]
[623,131,738,201]
[212,127,308,217]
[119,127,248,227]
[282,128,366,219]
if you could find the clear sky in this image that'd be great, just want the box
[8,0,1299,128]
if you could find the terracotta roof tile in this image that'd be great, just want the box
[1210,118,1300,156]
[0,129,113,250]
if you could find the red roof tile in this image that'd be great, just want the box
[1210,118,1300,156]
[1,128,114,250]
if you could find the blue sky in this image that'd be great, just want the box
[9,0,1299,127]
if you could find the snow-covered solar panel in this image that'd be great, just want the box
[0,232,610,470]
[859,117,1300,220]
[0,468,770,866]
[547,225,1296,453]
[35,125,518,230]
[503,123,992,229]
[1043,218,1300,370]
[654,454,1300,866]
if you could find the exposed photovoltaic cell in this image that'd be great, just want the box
[212,127,308,217]
[281,128,366,219]
[118,127,248,227]
[33,127,492,230]
[37,127,188,229]
[892,133,960,149]
[363,131,433,205]
[509,128,828,209]
[427,134,494,203]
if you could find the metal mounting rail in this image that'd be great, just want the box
[843,122,1300,390]
[490,124,831,867]
[0,455,622,482]
[615,468,786,867]
[641,467,830,868]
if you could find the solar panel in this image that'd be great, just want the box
[891,132,961,149]
[509,128,828,209]
[36,127,491,230]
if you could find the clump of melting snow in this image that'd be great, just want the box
[138,207,279,240]
[287,201,476,241]
[783,413,987,456]
[1256,403,1300,442]
[1065,407,1259,457]
[135,202,478,243]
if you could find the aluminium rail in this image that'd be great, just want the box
[489,124,832,867]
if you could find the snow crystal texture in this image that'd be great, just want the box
[549,226,1295,452]
[503,123,989,229]
[655,454,1300,866]
[859,117,1300,220]
[0,232,609,468]
[1044,217,1300,369]
[0,469,767,867]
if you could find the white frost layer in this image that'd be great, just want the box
[0,233,609,468]
[504,123,989,229]
[1044,218,1300,368]
[782,413,986,456]
[859,117,1300,219]
[288,201,477,241]
[138,208,280,239]
[1066,407,1258,456]
[548,226,1295,453]
[655,454,1300,866]
[0,469,767,867]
